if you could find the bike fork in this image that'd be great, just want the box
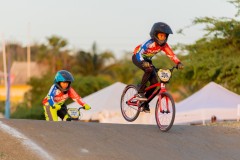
[158,83,170,113]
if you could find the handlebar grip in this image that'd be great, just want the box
[78,107,84,111]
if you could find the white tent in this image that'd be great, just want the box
[175,82,240,124]
[68,82,127,122]
[68,82,158,124]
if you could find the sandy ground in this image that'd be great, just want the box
[1,119,240,160]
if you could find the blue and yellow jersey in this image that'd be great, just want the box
[42,84,85,107]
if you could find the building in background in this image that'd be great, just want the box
[0,62,48,103]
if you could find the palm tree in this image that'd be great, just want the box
[47,35,68,73]
[75,42,115,76]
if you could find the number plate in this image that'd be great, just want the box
[67,108,80,119]
[157,69,171,82]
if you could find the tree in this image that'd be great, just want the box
[176,0,240,94]
[74,42,116,76]
[47,35,68,73]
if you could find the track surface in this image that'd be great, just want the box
[0,119,240,160]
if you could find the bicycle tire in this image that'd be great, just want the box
[120,85,140,122]
[155,92,175,132]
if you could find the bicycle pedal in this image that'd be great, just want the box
[144,110,150,113]
[138,107,144,112]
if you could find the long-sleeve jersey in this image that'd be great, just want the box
[133,39,180,64]
[42,84,85,107]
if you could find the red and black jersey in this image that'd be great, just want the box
[133,39,180,64]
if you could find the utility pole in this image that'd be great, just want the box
[5,45,11,119]
[2,34,7,96]
[2,35,10,119]
[27,23,31,79]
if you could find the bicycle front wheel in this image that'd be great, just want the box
[120,85,140,122]
[155,92,175,132]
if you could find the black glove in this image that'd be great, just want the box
[177,62,184,69]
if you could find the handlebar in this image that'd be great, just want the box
[170,65,178,72]
[78,107,84,111]
[154,65,178,73]
[67,106,84,111]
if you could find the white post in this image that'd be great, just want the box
[237,104,240,122]
[2,34,7,96]
[201,109,206,125]
[27,23,31,79]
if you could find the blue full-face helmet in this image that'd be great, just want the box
[54,70,74,92]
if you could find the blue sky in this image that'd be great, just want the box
[0,0,237,58]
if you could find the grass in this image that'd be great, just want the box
[0,152,5,158]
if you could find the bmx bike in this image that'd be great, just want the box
[120,65,177,132]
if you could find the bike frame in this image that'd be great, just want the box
[126,81,169,112]
[126,65,176,112]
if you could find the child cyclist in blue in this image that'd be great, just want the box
[42,70,91,121]
[132,22,184,113]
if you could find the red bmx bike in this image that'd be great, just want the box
[120,65,177,132]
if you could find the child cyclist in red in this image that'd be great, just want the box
[42,70,91,121]
[132,22,184,113]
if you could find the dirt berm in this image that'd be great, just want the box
[0,119,240,160]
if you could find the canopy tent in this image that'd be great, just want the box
[68,82,127,122]
[175,82,240,124]
[68,81,240,125]
[68,82,158,124]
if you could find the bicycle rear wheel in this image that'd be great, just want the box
[155,92,175,132]
[120,85,140,122]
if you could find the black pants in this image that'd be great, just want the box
[132,55,158,98]
[57,104,68,120]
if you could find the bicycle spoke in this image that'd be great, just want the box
[155,92,175,132]
[121,85,140,122]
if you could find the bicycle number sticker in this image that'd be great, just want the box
[67,108,80,119]
[158,69,171,82]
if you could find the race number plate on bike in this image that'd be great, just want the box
[158,69,171,82]
[67,108,80,119]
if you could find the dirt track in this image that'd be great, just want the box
[0,119,240,160]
